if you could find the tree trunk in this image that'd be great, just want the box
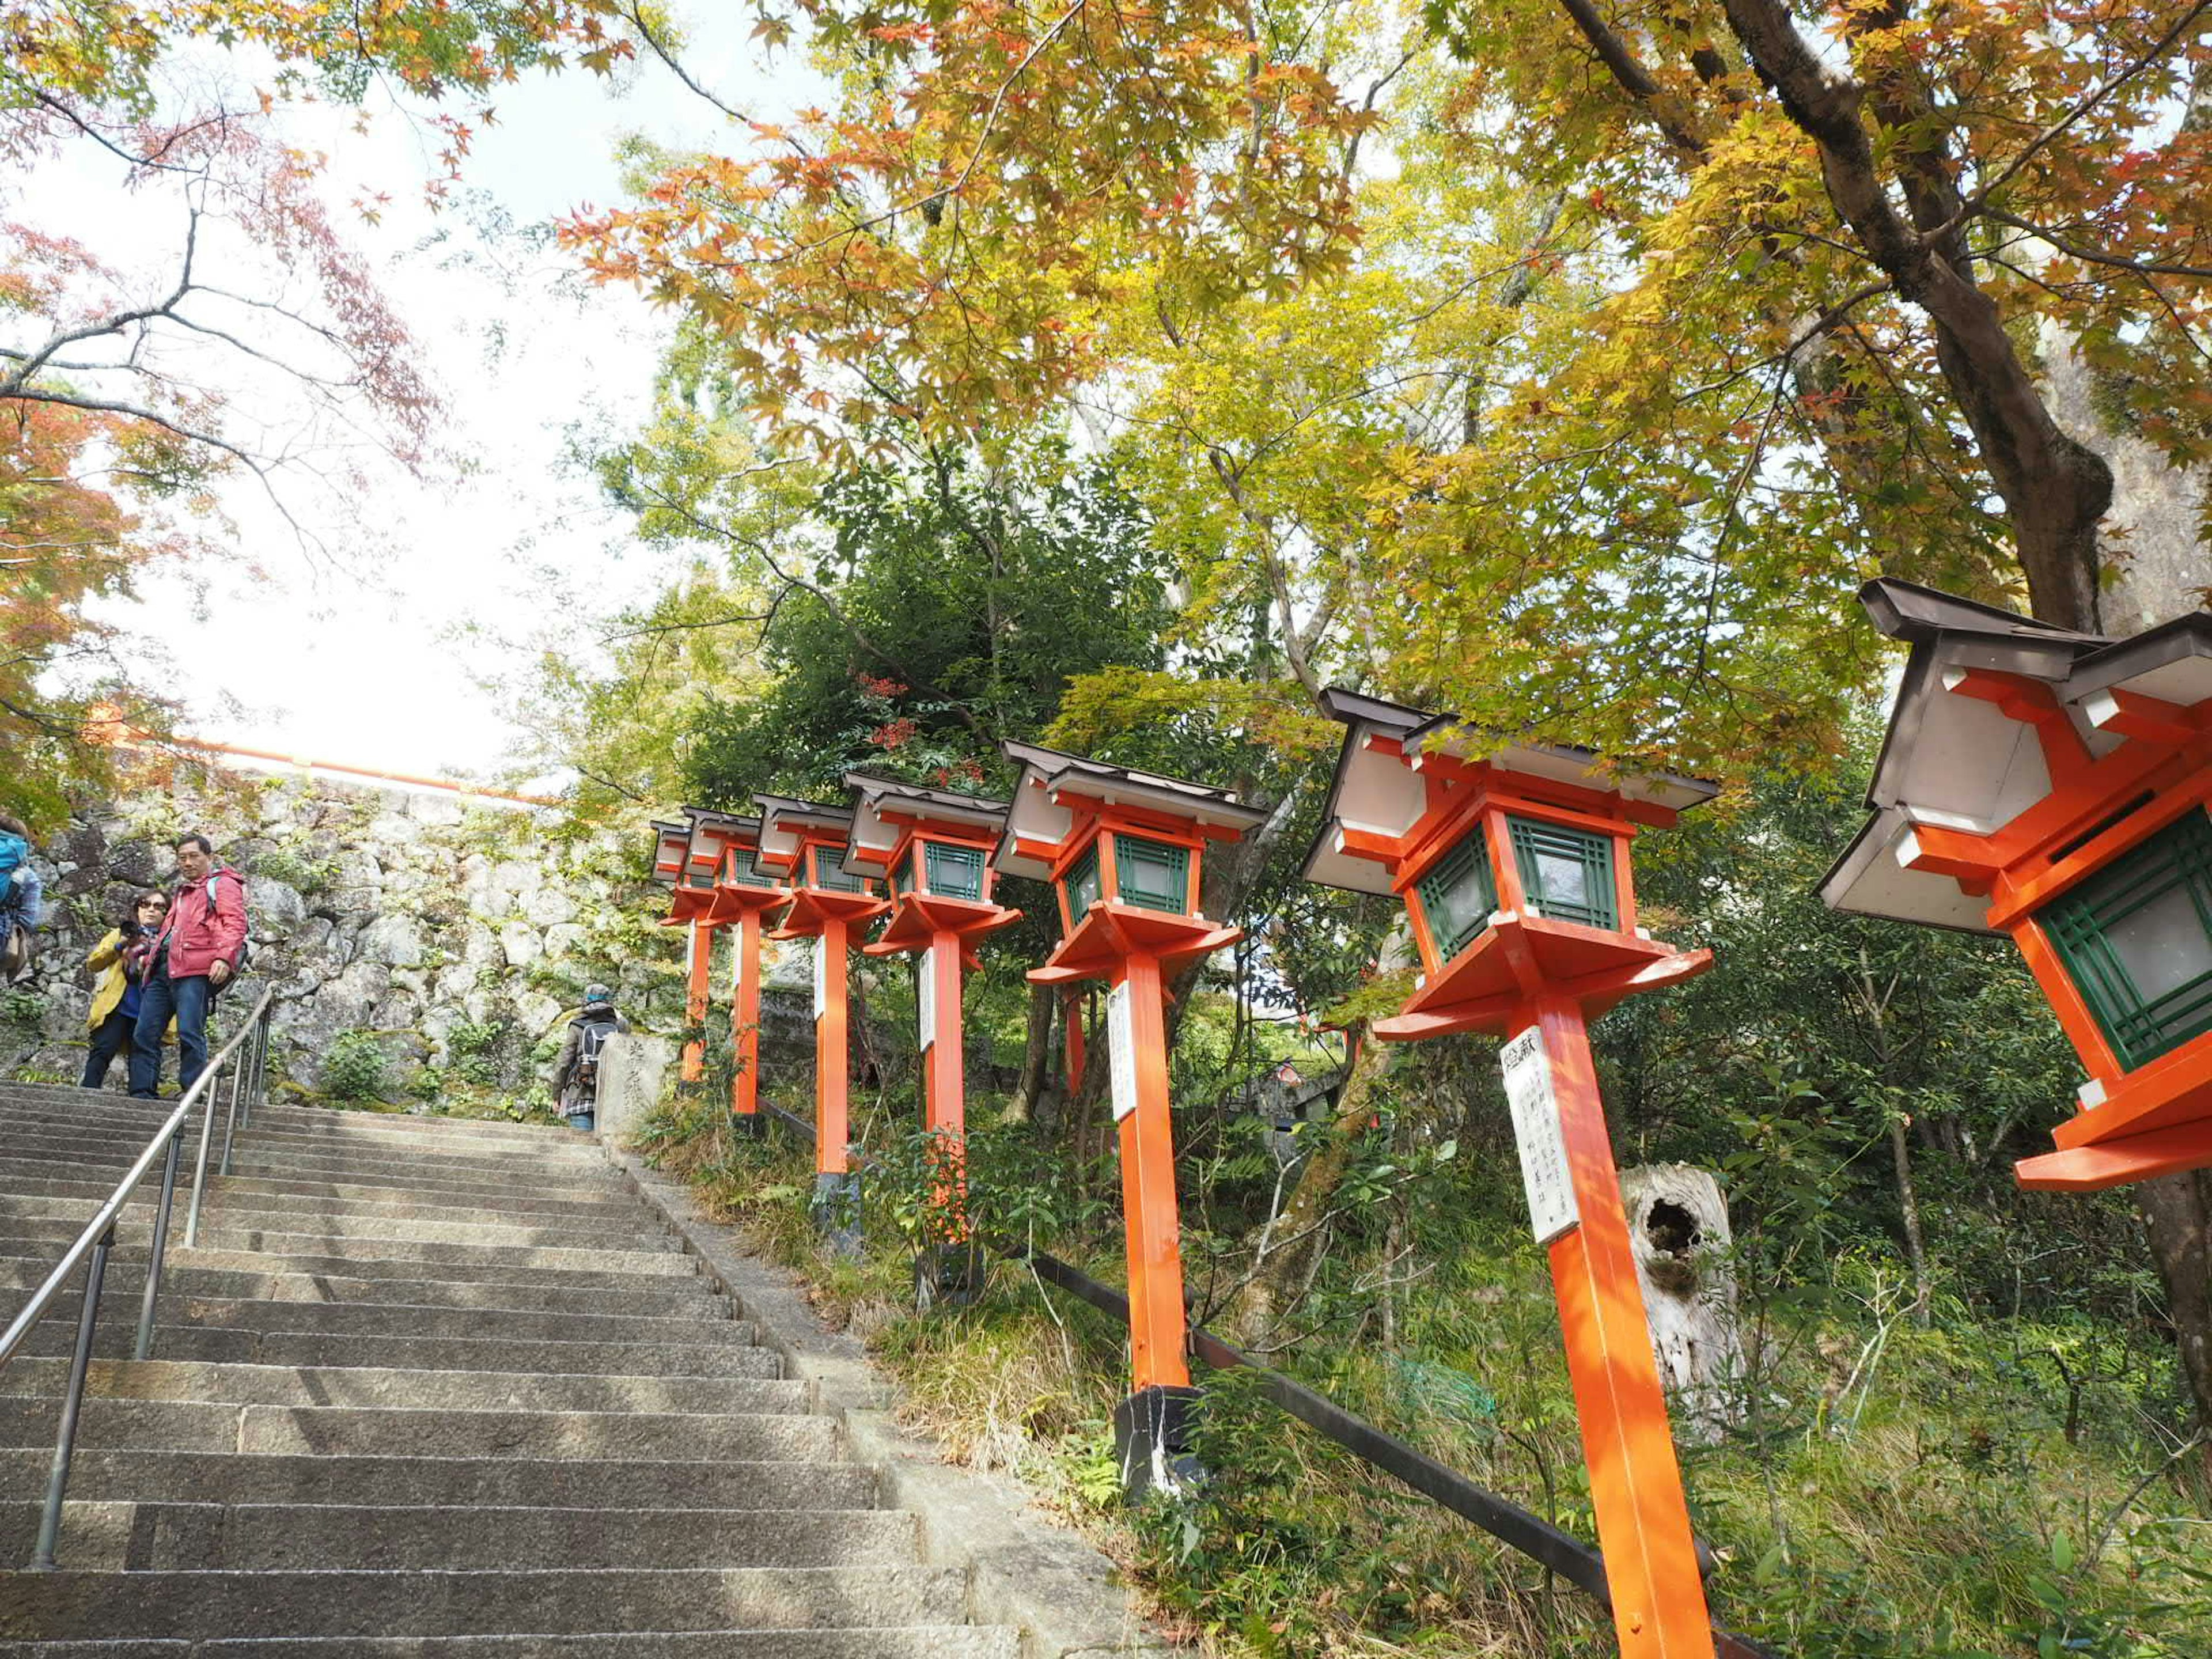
[1887,1118,1932,1327]
[1224,1024,1392,1347]
[1011,980,1054,1124]
[2137,1172,2212,1467]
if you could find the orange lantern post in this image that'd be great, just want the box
[648,817,718,1096]
[842,773,1022,1302]
[673,810,788,1130]
[1306,689,1722,1659]
[756,793,888,1237]
[997,741,1266,1495]
[1823,581,2212,1190]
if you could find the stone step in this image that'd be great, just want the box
[0,1448,868,1511]
[0,1566,969,1639]
[0,1194,675,1243]
[0,1399,843,1462]
[0,1208,675,1253]
[0,1501,915,1572]
[0,1361,801,1416]
[1,1264,728,1321]
[0,1139,618,1191]
[0,1627,1018,1658]
[156,1296,752,1347]
[160,1245,700,1289]
[0,1100,599,1157]
[0,1173,638,1221]
[0,1153,629,1210]
[7,1325,782,1376]
[0,1228,692,1277]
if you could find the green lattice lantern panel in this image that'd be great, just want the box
[1417,828,1497,961]
[1065,846,1103,918]
[923,842,987,901]
[813,849,866,893]
[2040,808,2212,1072]
[726,846,774,889]
[1508,817,1618,931]
[1115,835,1191,913]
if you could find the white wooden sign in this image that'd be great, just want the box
[916,945,937,1050]
[812,940,827,1022]
[1499,1027,1580,1245]
[1107,979,1138,1123]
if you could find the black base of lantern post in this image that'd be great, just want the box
[811,1171,863,1256]
[912,1243,986,1312]
[1113,1384,1204,1501]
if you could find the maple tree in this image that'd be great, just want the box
[1,0,631,821]
[571,0,2212,1421]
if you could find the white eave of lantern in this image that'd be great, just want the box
[753,793,855,867]
[1819,580,2212,932]
[649,819,691,887]
[1302,687,1721,897]
[681,806,759,878]
[996,740,1268,881]
[840,771,1009,878]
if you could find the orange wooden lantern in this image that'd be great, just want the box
[649,815,719,1093]
[1822,580,2212,1192]
[756,793,888,1232]
[997,740,1267,1495]
[1306,688,1721,1659]
[843,773,1022,1297]
[657,809,786,1123]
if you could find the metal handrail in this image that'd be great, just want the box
[0,987,275,1567]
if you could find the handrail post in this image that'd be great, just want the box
[181,1055,224,1248]
[33,1225,113,1570]
[133,1135,185,1362]
[245,1011,267,1124]
[218,1049,245,1176]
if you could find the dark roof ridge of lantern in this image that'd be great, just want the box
[1859,576,2110,647]
[680,805,763,835]
[840,770,1010,817]
[753,792,856,828]
[996,739,1270,882]
[1001,738,1269,819]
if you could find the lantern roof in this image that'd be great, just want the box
[841,772,1009,877]
[647,819,691,887]
[1821,579,2212,933]
[679,806,761,878]
[1302,687,1719,897]
[995,739,1269,881]
[753,793,855,868]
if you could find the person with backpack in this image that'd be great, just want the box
[0,813,46,985]
[129,833,248,1099]
[551,984,628,1130]
[82,889,172,1089]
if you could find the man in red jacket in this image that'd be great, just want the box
[130,833,248,1099]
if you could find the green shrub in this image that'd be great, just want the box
[447,1018,504,1086]
[253,846,337,895]
[1,988,44,1030]
[321,1031,388,1101]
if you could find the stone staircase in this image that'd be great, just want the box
[0,1081,1020,1656]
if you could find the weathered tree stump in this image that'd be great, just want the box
[1619,1163,1745,1444]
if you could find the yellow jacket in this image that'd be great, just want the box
[85,929,175,1038]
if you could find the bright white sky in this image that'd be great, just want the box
[34,16,817,789]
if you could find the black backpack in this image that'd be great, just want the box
[576,1016,618,1085]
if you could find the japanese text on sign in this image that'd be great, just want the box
[1499,1027,1580,1245]
[916,944,936,1050]
[1107,979,1138,1123]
